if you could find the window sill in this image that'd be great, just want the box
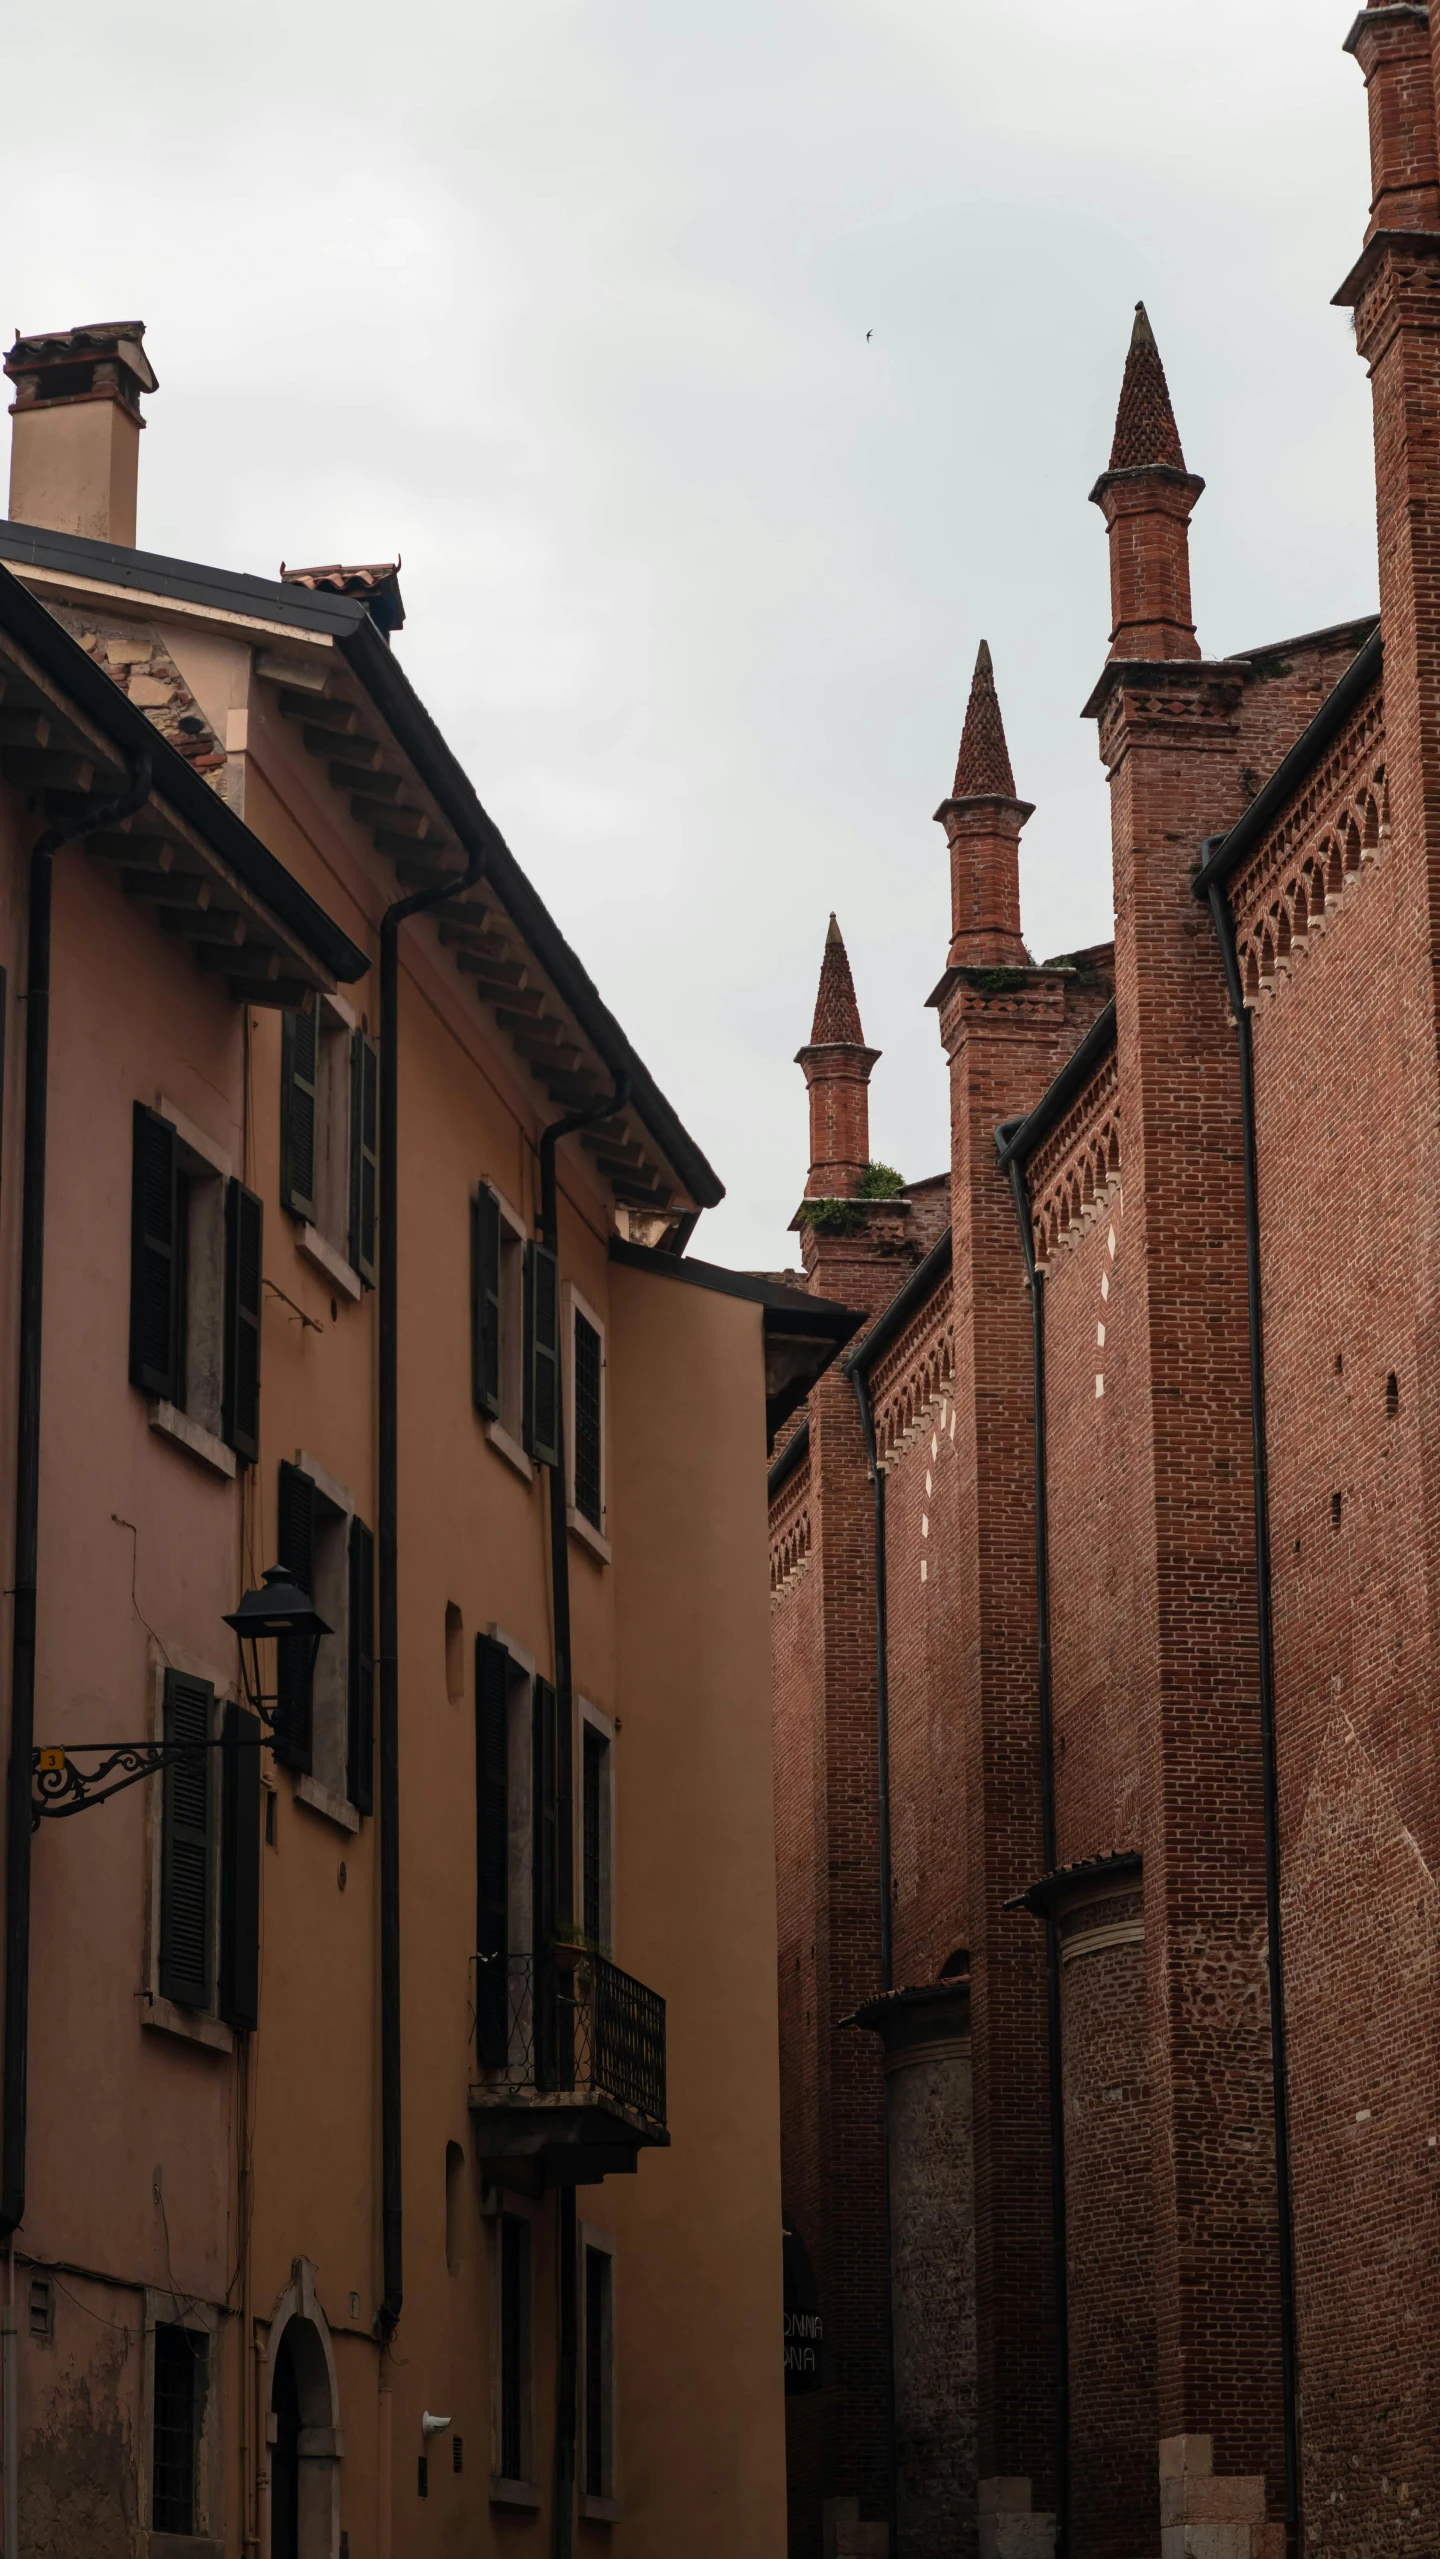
[567,1507,612,1568]
[490,2478,541,2510]
[296,1223,363,1301]
[150,2536,225,2559]
[581,2493,623,2524]
[141,1995,232,2055]
[148,1402,236,1481]
[484,1418,533,1484]
[295,1774,361,1835]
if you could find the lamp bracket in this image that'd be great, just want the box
[31,1734,271,1825]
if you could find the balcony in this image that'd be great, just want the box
[468,1950,669,2185]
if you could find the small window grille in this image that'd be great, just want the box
[573,1314,603,1528]
[152,2323,206,2533]
[27,2277,51,2342]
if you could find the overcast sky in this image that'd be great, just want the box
[4,1,1378,1268]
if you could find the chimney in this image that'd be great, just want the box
[4,320,157,547]
[1089,304,1204,663]
[795,915,880,1198]
[934,639,1033,969]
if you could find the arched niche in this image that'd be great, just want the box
[264,2259,343,2559]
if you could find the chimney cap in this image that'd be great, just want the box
[4,319,158,398]
[280,559,405,636]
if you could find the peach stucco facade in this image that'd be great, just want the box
[0,321,796,2558]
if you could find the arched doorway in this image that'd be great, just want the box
[265,2263,341,2559]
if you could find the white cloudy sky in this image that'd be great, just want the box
[5,1,1378,1268]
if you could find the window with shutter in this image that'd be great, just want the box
[474,1636,510,2066]
[573,1312,603,1529]
[349,1031,379,1286]
[222,1180,263,1462]
[275,1462,317,1773]
[582,1722,612,1951]
[219,1702,261,2031]
[582,2241,615,2501]
[347,1515,375,1813]
[532,1675,565,2089]
[130,1103,180,1400]
[472,1188,502,1419]
[525,1243,561,1467]
[159,1670,216,2011]
[280,1007,319,1222]
[497,2213,532,2484]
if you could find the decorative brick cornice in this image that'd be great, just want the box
[1083,659,1248,768]
[869,1282,954,1470]
[1222,684,1387,1013]
[1026,1050,1122,1270]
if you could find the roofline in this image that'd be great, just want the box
[0,556,368,981]
[0,515,724,1203]
[1194,625,1383,900]
[767,1419,810,1504]
[1222,611,1378,667]
[842,1227,953,1382]
[1005,1848,1142,1918]
[352,624,725,1207]
[994,1002,1118,1176]
[608,1236,861,1331]
[0,517,369,638]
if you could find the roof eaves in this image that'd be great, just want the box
[0,518,368,639]
[767,1418,810,1504]
[843,1228,954,1382]
[345,617,725,1208]
[995,1003,1117,1176]
[0,558,368,982]
[1194,625,1383,900]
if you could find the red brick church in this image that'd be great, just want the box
[769,9,1440,2556]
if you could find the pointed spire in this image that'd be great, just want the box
[952,639,1018,800]
[1109,303,1186,473]
[809,912,866,1045]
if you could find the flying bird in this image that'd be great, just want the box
[866,329,872,341]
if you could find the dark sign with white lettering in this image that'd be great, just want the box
[783,2216,824,2395]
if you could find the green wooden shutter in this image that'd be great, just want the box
[280,1006,318,1221]
[130,1103,179,1399]
[472,1189,502,1418]
[349,1030,379,1285]
[219,1702,261,2031]
[475,1635,510,2066]
[525,1242,560,1467]
[532,1675,560,2088]
[160,1670,216,2010]
[222,1179,263,1462]
[274,1462,316,1773]
[347,1515,375,1814]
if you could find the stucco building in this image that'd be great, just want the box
[0,314,850,2555]
[769,9,1440,2556]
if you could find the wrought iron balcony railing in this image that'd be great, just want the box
[468,1949,667,2137]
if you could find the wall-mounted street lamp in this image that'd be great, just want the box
[223,1565,330,1721]
[30,1567,330,1823]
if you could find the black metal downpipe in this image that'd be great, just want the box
[848,1361,897,2548]
[2,757,152,2242]
[537,1073,628,2559]
[376,846,486,2338]
[1200,857,1300,2548]
[996,1125,1069,2559]
[850,1369,893,1995]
